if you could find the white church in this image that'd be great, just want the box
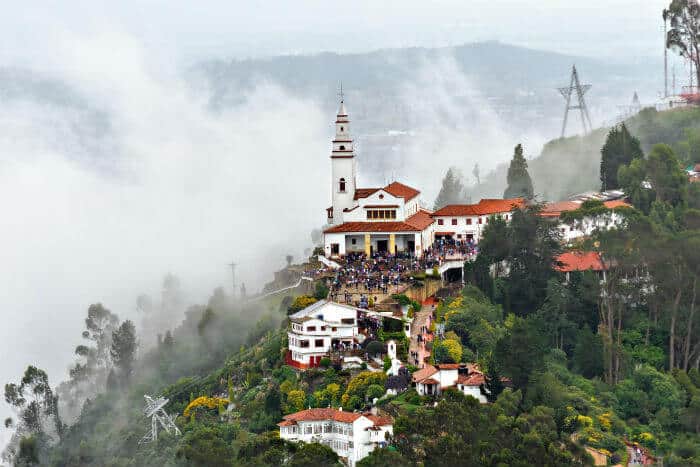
[323,100,436,258]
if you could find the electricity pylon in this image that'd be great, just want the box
[558,65,593,137]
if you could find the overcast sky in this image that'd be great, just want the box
[0,0,671,66]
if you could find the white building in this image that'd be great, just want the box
[323,99,435,258]
[286,300,359,369]
[411,363,489,403]
[541,199,631,243]
[278,407,393,467]
[430,199,525,244]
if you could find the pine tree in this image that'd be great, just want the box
[600,123,643,191]
[110,321,137,381]
[503,144,534,199]
[433,167,466,209]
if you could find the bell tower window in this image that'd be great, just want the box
[339,178,346,192]
[339,145,345,150]
[340,126,344,131]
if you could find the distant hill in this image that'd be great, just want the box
[468,105,700,202]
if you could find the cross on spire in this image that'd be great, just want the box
[337,82,344,102]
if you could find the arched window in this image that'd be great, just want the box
[339,145,345,150]
[340,126,344,132]
[339,178,346,192]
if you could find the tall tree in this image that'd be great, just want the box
[503,144,534,200]
[665,1,700,88]
[434,167,466,209]
[600,123,643,191]
[110,321,137,382]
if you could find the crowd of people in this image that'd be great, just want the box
[327,252,417,305]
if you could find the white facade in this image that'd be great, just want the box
[279,408,393,467]
[322,99,435,258]
[431,199,524,244]
[287,300,359,367]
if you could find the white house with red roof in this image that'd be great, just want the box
[323,99,435,258]
[430,198,525,244]
[278,407,393,467]
[555,251,608,282]
[411,363,489,403]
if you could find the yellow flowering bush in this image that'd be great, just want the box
[577,415,593,428]
[183,396,230,417]
[597,412,612,431]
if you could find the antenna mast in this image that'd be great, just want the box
[558,65,593,138]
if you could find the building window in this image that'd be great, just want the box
[300,340,309,348]
[351,238,356,245]
[315,339,324,347]
[366,209,396,219]
[437,219,444,225]
[478,218,483,224]
[340,126,344,131]
[305,425,312,434]
[451,218,457,225]
[307,326,316,332]
[339,145,345,150]
[467,218,472,225]
[339,178,346,192]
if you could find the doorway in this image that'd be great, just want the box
[376,240,388,253]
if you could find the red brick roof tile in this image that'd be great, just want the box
[411,364,437,383]
[282,407,362,423]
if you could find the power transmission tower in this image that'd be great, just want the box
[558,65,593,138]
[139,395,181,444]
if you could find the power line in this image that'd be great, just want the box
[558,65,593,138]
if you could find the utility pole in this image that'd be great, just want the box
[558,65,593,138]
[228,262,237,299]
[663,9,669,98]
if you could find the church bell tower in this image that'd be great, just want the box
[328,95,356,224]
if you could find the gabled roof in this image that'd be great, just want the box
[432,198,524,217]
[324,210,434,234]
[354,188,380,200]
[411,364,437,383]
[288,299,359,320]
[383,181,420,201]
[457,373,486,386]
[556,251,607,272]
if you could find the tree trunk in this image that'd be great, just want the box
[683,277,697,371]
[669,287,682,370]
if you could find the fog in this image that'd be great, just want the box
[0,1,675,453]
[0,29,332,449]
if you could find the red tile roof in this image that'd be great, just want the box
[354,188,380,200]
[556,251,607,272]
[457,373,486,386]
[603,200,632,209]
[365,414,393,426]
[421,378,440,385]
[432,198,524,217]
[383,181,420,200]
[323,210,434,234]
[435,363,461,370]
[411,364,437,383]
[279,408,392,426]
[541,201,581,218]
[281,407,362,424]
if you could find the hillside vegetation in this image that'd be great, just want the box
[469,106,700,202]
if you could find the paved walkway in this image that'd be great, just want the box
[408,298,437,368]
